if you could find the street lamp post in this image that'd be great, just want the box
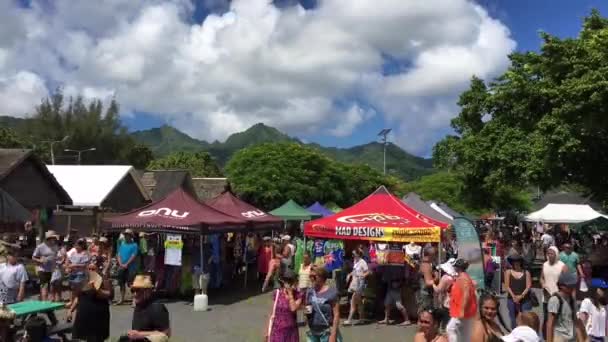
[64,147,96,165]
[377,129,392,175]
[45,136,70,165]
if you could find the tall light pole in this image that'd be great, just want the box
[64,147,96,165]
[378,128,392,175]
[45,136,70,165]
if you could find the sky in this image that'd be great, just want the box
[0,0,606,156]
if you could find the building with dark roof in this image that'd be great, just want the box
[140,170,197,201]
[0,149,71,208]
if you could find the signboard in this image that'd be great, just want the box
[164,234,183,266]
[453,217,485,289]
[309,224,441,243]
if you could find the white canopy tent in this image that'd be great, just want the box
[525,203,607,224]
[428,201,454,220]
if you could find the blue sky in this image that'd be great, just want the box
[2,0,607,156]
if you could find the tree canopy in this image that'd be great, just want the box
[225,142,406,210]
[433,10,608,208]
[13,89,153,168]
[147,151,222,177]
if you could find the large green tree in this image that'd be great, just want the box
[148,151,222,177]
[433,10,608,207]
[0,128,25,148]
[20,89,153,167]
[225,142,406,210]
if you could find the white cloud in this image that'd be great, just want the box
[0,0,515,154]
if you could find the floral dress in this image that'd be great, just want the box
[269,289,300,342]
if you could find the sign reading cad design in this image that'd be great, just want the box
[137,208,190,219]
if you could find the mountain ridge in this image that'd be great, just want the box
[131,123,433,180]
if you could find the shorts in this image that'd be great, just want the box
[117,268,136,286]
[38,271,52,289]
[384,289,404,310]
[348,277,366,295]
[69,271,87,288]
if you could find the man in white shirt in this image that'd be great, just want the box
[578,288,608,341]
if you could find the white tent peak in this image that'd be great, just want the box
[525,203,607,224]
[47,165,150,207]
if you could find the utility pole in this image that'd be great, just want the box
[377,129,392,175]
[45,136,69,165]
[64,147,96,165]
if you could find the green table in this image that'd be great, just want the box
[8,301,64,317]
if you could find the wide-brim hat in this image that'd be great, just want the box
[45,230,59,240]
[281,235,291,241]
[501,326,540,342]
[132,274,154,289]
[82,271,103,291]
[124,229,134,236]
[99,237,109,243]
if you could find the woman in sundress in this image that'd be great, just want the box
[266,269,301,342]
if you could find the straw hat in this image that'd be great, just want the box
[45,230,59,240]
[124,229,134,235]
[145,333,169,342]
[82,271,103,291]
[99,237,109,243]
[132,274,155,289]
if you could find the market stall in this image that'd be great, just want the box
[402,192,453,224]
[525,203,607,224]
[205,191,283,286]
[270,199,320,221]
[304,186,442,243]
[307,202,335,218]
[102,188,247,297]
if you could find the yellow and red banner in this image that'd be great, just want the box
[306,224,441,243]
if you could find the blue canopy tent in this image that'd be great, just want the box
[307,202,335,218]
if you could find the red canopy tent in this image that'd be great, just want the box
[103,188,246,234]
[304,186,441,243]
[205,191,283,230]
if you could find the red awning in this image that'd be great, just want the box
[103,188,246,234]
[304,186,441,243]
[205,191,283,230]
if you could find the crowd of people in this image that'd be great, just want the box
[0,227,171,342]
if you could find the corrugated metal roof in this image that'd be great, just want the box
[47,165,150,207]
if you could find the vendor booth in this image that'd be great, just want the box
[303,186,443,321]
[305,187,442,243]
[205,191,283,287]
[270,200,320,221]
[402,192,453,224]
[525,203,607,224]
[102,188,247,298]
[307,202,335,218]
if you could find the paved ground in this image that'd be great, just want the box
[103,289,419,342]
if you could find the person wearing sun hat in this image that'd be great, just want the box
[32,230,60,301]
[69,264,113,342]
[119,274,171,341]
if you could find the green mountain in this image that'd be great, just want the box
[0,116,29,129]
[130,125,209,156]
[131,123,434,180]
